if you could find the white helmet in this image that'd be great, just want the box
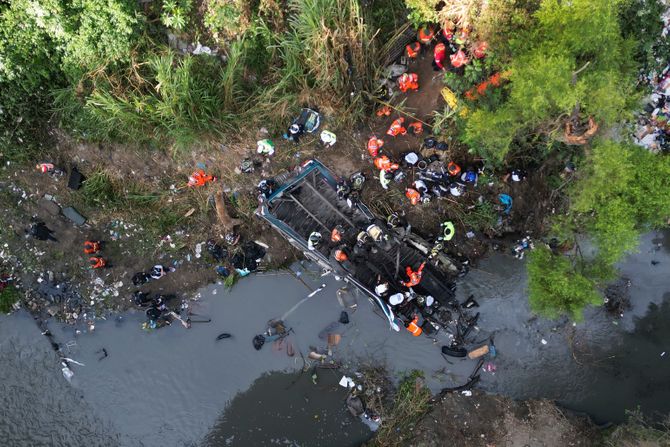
[389,293,404,306]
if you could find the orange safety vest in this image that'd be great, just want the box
[331,228,342,242]
[447,162,461,177]
[367,137,384,157]
[188,169,215,187]
[417,26,435,45]
[406,316,423,336]
[335,250,348,262]
[405,42,421,58]
[84,241,100,254]
[374,155,399,172]
[386,118,407,136]
[450,49,469,68]
[405,188,421,206]
[442,27,454,41]
[89,257,106,269]
[398,73,419,93]
[401,262,425,287]
[408,122,423,135]
[434,43,447,70]
[376,105,392,117]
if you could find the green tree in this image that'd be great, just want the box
[463,0,636,163]
[527,247,601,320]
[529,141,670,319]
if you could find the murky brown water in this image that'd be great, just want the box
[1,231,669,445]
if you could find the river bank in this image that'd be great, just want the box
[1,230,668,446]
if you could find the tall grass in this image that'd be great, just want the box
[253,0,377,127]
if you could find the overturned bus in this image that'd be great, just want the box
[256,159,463,333]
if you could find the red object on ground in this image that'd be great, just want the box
[84,241,101,254]
[386,117,407,137]
[89,257,106,269]
[401,262,425,287]
[367,136,384,157]
[187,169,216,187]
[405,188,421,205]
[408,122,423,135]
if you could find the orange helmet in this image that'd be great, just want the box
[405,188,421,205]
[331,227,342,242]
[447,162,461,176]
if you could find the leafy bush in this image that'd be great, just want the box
[527,246,601,321]
[462,0,637,163]
[161,0,192,31]
[204,0,247,39]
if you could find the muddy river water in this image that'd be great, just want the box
[1,231,669,446]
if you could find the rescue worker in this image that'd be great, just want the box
[405,187,421,206]
[405,41,421,59]
[504,169,527,182]
[89,257,106,269]
[374,155,399,172]
[408,121,423,135]
[308,231,322,251]
[447,161,461,177]
[366,224,385,243]
[450,49,469,68]
[417,25,435,45]
[433,43,447,70]
[379,170,392,190]
[440,221,455,241]
[367,136,384,157]
[334,249,348,262]
[442,25,455,41]
[286,123,304,142]
[187,169,216,187]
[398,73,419,93]
[386,117,407,137]
[331,226,343,243]
[320,130,337,148]
[401,262,425,288]
[84,240,101,254]
[256,139,275,156]
[406,314,423,336]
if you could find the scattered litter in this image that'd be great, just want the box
[461,390,472,397]
[468,344,489,359]
[339,375,356,388]
[541,338,548,345]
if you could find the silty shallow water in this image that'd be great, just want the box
[1,231,669,446]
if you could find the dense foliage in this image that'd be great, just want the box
[527,247,600,320]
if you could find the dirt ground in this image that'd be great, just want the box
[0,42,560,325]
[408,391,602,447]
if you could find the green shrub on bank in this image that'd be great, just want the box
[463,0,637,163]
[528,247,600,321]
[528,141,670,320]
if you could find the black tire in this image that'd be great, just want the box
[441,345,467,357]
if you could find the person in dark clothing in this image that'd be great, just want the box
[29,221,57,241]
